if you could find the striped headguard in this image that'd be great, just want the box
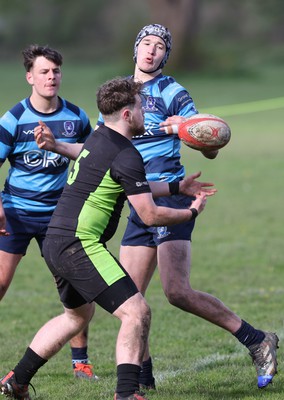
[133,24,172,70]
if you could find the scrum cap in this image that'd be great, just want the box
[133,24,172,69]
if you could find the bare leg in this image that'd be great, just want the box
[69,308,98,380]
[120,245,157,362]
[113,292,151,366]
[30,303,95,360]
[0,251,22,300]
[69,326,89,348]
[157,240,242,332]
[0,251,95,377]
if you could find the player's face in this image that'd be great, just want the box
[129,95,145,136]
[136,35,166,73]
[26,56,62,99]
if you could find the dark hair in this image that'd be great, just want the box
[97,77,143,116]
[22,44,63,71]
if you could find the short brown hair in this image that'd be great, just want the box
[96,77,143,116]
[22,44,63,71]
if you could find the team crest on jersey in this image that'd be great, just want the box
[63,121,76,137]
[143,96,158,112]
[157,226,171,239]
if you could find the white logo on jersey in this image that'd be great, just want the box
[63,121,77,137]
[23,150,69,167]
[23,130,34,135]
[136,181,149,187]
[132,122,155,139]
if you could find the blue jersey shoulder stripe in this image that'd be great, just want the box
[157,75,176,92]
[9,101,26,121]
[0,125,13,147]
[63,99,81,117]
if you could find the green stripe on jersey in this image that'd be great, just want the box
[75,168,126,285]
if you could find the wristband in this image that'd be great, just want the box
[169,181,179,195]
[189,207,198,220]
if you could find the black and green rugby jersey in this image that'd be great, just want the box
[46,125,151,243]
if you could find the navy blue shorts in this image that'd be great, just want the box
[121,194,196,247]
[0,208,52,255]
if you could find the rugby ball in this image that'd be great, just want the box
[167,114,231,151]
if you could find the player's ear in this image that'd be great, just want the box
[26,71,33,85]
[122,108,132,123]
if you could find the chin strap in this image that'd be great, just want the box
[137,65,162,74]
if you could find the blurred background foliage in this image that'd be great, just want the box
[0,0,283,75]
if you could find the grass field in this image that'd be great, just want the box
[0,63,283,399]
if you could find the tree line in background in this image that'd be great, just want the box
[0,0,283,73]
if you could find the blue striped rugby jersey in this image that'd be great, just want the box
[98,74,198,182]
[0,97,92,213]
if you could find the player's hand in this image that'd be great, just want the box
[159,115,187,132]
[189,193,207,215]
[179,171,217,197]
[0,209,9,236]
[34,120,56,151]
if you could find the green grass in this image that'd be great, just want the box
[0,63,283,399]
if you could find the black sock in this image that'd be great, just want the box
[139,357,155,386]
[13,347,47,385]
[71,346,89,368]
[116,364,140,397]
[233,320,265,347]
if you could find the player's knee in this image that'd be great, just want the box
[132,295,151,331]
[166,291,181,307]
[116,293,151,332]
[138,296,151,321]
[165,286,190,308]
[65,303,93,330]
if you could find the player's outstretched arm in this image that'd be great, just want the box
[179,171,217,197]
[34,120,83,160]
[148,172,216,199]
[128,192,207,227]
